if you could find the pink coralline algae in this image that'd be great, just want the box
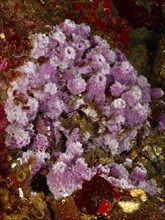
[4,20,164,200]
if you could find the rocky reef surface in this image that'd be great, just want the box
[0,1,165,220]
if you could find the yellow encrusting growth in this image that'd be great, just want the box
[118,201,140,213]
[130,188,147,202]
[0,33,5,39]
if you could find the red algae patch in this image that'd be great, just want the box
[74,175,117,215]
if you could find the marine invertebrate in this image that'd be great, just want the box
[4,19,164,203]
[158,114,165,130]
[0,188,9,206]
